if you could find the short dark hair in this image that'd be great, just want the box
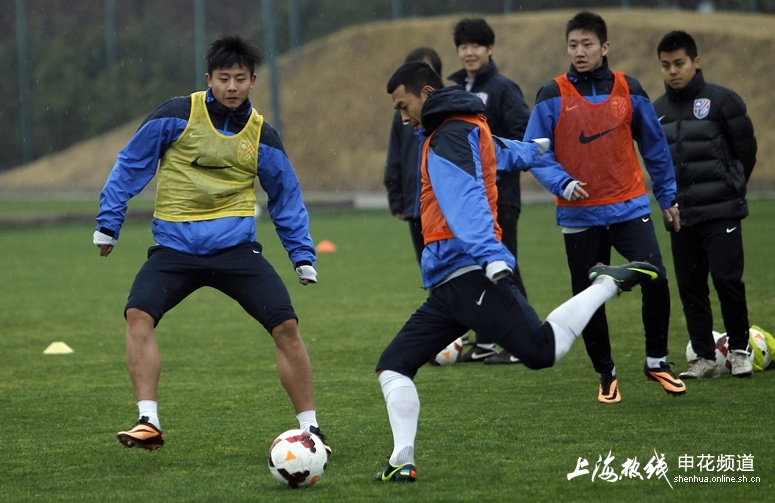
[404,46,443,76]
[207,35,263,75]
[386,61,444,96]
[566,11,607,45]
[453,18,495,47]
[657,30,698,60]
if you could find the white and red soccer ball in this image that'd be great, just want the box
[432,337,464,366]
[268,429,327,488]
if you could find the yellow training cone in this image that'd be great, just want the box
[43,342,74,355]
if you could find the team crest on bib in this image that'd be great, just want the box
[693,98,711,119]
[610,96,628,119]
[238,141,257,165]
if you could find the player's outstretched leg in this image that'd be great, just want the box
[588,261,661,292]
[547,261,665,368]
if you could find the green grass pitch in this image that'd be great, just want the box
[1,198,773,501]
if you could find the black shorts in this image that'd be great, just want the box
[376,270,555,378]
[126,242,296,333]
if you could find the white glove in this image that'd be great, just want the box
[93,230,117,247]
[562,180,580,202]
[532,138,551,156]
[296,264,318,283]
[485,260,512,283]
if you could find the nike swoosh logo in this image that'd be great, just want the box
[252,249,261,254]
[475,290,486,306]
[190,157,233,170]
[642,217,650,223]
[469,350,495,360]
[565,105,579,111]
[658,115,666,123]
[629,267,660,280]
[726,227,737,233]
[578,127,618,144]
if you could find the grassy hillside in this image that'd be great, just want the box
[1,8,771,194]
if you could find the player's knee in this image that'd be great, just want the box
[271,318,300,341]
[126,308,154,328]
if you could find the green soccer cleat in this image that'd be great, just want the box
[588,261,661,292]
[375,462,417,483]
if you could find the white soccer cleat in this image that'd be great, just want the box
[679,358,720,379]
[729,350,753,378]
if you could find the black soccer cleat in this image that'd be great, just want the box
[375,462,417,483]
[588,261,661,292]
[458,344,498,363]
[308,425,332,458]
[483,350,521,365]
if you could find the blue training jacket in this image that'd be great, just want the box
[419,86,541,288]
[96,88,316,267]
[523,58,676,228]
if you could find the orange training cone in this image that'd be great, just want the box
[315,240,337,253]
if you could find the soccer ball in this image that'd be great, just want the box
[268,429,327,488]
[714,333,753,375]
[684,330,723,362]
[432,337,464,366]
[749,326,772,371]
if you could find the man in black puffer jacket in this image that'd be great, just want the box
[654,30,757,379]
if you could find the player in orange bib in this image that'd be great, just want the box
[524,11,685,403]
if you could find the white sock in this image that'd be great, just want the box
[378,370,419,466]
[546,278,618,363]
[297,410,318,432]
[647,356,666,368]
[476,343,497,351]
[137,400,160,430]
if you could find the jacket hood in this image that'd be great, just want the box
[421,86,487,135]
[664,69,705,102]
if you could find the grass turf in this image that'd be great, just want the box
[1,198,773,502]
